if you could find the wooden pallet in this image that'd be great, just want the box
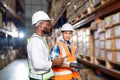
[78,55,94,63]
[95,58,120,72]
[90,0,111,8]
[90,0,116,13]
[80,7,92,19]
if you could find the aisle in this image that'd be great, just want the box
[0,59,29,80]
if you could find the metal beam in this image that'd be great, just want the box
[0,0,24,24]
[52,1,71,27]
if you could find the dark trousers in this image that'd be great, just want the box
[30,77,40,80]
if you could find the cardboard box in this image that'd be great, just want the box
[95,40,99,48]
[104,16,113,28]
[99,50,106,59]
[78,41,85,55]
[105,28,114,39]
[85,45,94,57]
[97,20,106,33]
[99,41,105,49]
[84,35,93,42]
[78,41,84,49]
[95,48,99,58]
[106,51,115,62]
[114,38,120,50]
[115,51,120,64]
[112,12,120,25]
[82,28,91,37]
[105,39,115,50]
[78,30,83,36]
[90,21,97,31]
[78,36,83,42]
[99,33,105,41]
[114,25,120,38]
[94,31,99,39]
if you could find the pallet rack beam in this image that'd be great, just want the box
[52,1,71,27]
[78,58,120,79]
[73,0,120,29]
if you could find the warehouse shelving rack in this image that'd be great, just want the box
[51,0,120,79]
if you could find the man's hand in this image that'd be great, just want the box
[52,57,64,67]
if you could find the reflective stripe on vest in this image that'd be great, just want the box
[54,70,72,76]
[30,72,42,79]
[53,41,76,75]
[29,69,54,80]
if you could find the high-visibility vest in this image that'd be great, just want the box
[28,35,54,80]
[53,41,79,80]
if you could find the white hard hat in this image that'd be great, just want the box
[32,11,51,25]
[61,23,74,31]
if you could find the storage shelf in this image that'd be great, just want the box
[73,0,120,29]
[78,58,120,79]
[0,28,14,37]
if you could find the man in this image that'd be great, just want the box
[51,23,80,80]
[27,11,63,80]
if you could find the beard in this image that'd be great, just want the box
[42,26,52,34]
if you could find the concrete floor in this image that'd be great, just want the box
[0,59,29,80]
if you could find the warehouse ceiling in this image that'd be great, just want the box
[0,0,49,38]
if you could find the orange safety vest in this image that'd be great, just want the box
[53,41,80,80]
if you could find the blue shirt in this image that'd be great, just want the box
[51,40,71,60]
